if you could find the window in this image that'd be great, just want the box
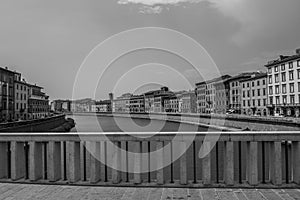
[282,72,286,82]
[299,82,300,92]
[298,60,300,67]
[269,86,273,95]
[243,83,245,88]
[252,100,255,107]
[257,80,260,86]
[247,83,250,87]
[263,88,266,96]
[248,100,250,107]
[251,82,254,87]
[269,97,273,105]
[252,90,255,96]
[247,90,250,97]
[282,84,287,94]
[281,64,286,71]
[263,79,266,85]
[289,71,294,81]
[275,66,279,72]
[268,68,272,74]
[275,74,279,83]
[276,96,280,105]
[275,85,280,94]
[243,100,246,107]
[290,95,295,104]
[269,75,272,84]
[290,83,295,93]
[243,91,245,98]
[283,95,287,104]
[263,99,266,106]
[298,69,300,79]
[257,89,261,96]
[289,62,293,69]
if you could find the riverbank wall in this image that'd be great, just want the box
[0,115,75,132]
[71,112,300,131]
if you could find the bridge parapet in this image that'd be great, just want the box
[0,132,299,188]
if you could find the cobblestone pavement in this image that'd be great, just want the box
[0,183,300,200]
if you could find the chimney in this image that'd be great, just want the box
[296,48,300,55]
[109,93,114,101]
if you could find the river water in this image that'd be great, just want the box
[69,114,217,132]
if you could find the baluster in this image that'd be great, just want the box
[80,141,86,181]
[29,142,43,181]
[100,141,106,182]
[112,141,121,184]
[48,141,61,182]
[0,142,8,179]
[89,141,101,183]
[67,141,80,183]
[292,141,300,184]
[134,141,142,184]
[270,141,282,186]
[247,142,258,186]
[180,141,187,185]
[11,141,25,180]
[202,142,211,186]
[156,141,164,185]
[224,141,234,186]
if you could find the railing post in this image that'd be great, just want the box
[270,141,282,186]
[11,141,25,180]
[202,142,211,186]
[29,142,43,181]
[80,142,86,181]
[180,141,188,185]
[224,141,234,186]
[156,141,164,185]
[134,141,142,184]
[0,142,8,179]
[292,141,300,184]
[247,142,258,186]
[89,141,101,184]
[112,141,121,184]
[67,141,80,183]
[48,141,61,182]
[100,141,106,182]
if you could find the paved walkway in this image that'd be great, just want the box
[0,183,300,200]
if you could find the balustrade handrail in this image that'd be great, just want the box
[0,131,299,188]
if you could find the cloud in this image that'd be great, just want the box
[118,0,203,13]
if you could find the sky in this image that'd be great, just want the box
[0,0,299,100]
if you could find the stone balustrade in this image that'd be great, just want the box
[0,132,299,188]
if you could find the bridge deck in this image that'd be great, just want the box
[0,183,299,200]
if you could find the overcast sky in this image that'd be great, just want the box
[0,0,299,100]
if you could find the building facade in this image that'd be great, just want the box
[129,95,145,113]
[241,73,268,116]
[0,67,15,122]
[14,72,29,120]
[195,81,206,114]
[112,93,131,113]
[214,76,231,114]
[227,72,260,114]
[28,84,49,119]
[265,49,300,117]
[178,91,197,113]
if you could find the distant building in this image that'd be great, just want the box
[195,75,231,114]
[241,73,268,116]
[265,49,300,117]
[144,87,173,113]
[164,95,179,113]
[0,67,15,122]
[214,76,231,114]
[28,84,49,119]
[129,95,145,113]
[14,72,29,120]
[178,91,197,113]
[71,98,94,112]
[112,93,132,113]
[227,72,260,114]
[92,100,111,113]
[195,81,206,114]
[51,99,71,112]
